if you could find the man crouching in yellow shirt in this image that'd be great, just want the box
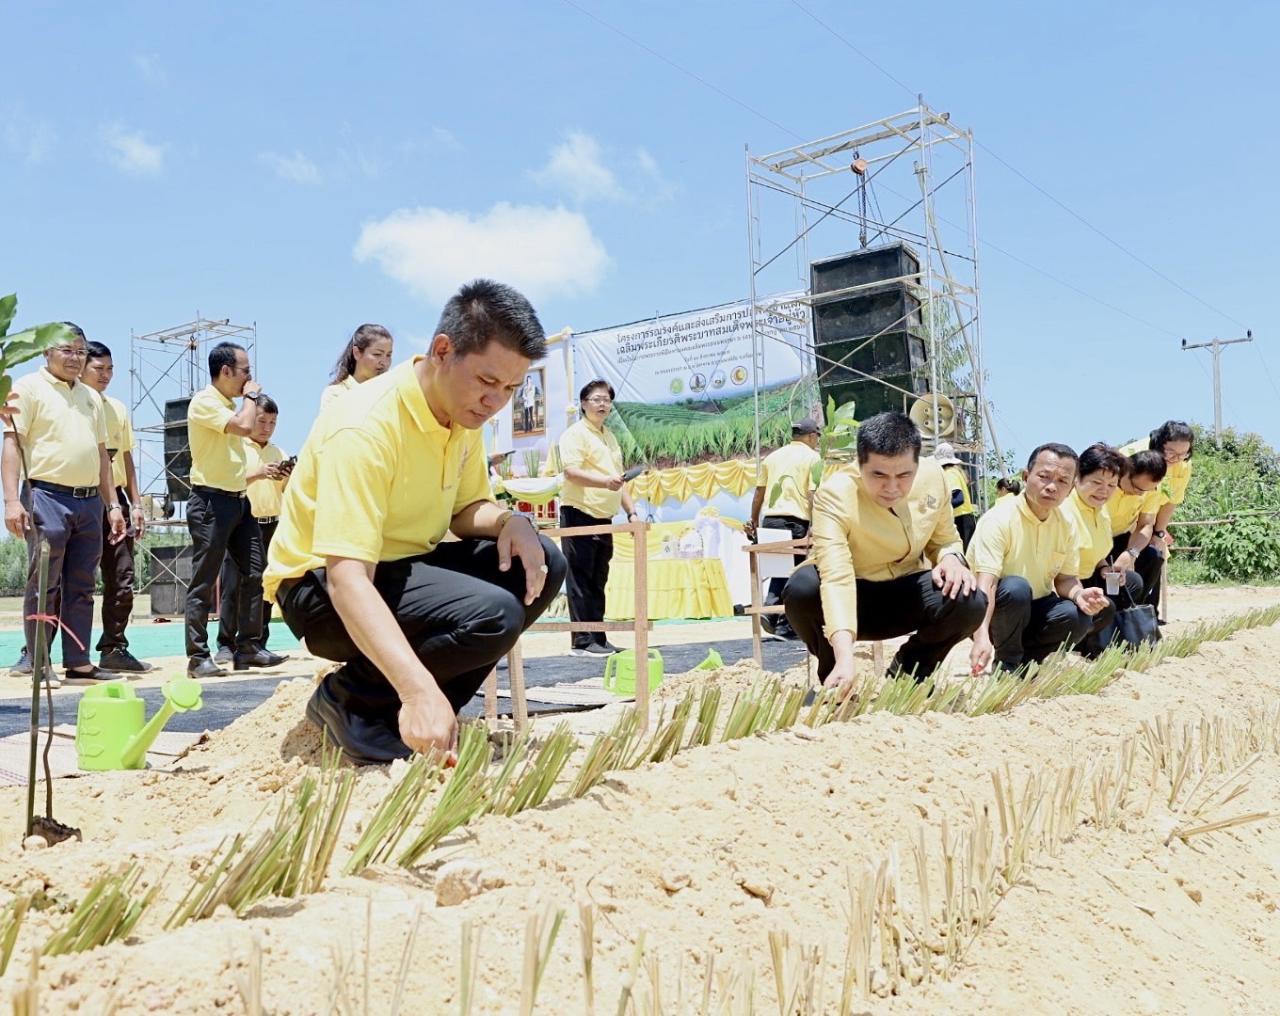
[968,444,1110,674]
[782,412,986,690]
[263,280,567,764]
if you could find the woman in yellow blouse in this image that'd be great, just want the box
[320,324,394,409]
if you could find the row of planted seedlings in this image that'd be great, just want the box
[3,602,1279,973]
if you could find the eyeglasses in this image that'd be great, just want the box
[585,396,613,406]
[52,346,88,359]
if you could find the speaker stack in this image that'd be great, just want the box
[810,242,929,420]
[163,397,192,503]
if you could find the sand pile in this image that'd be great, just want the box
[1,593,1279,1012]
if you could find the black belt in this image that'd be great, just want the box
[256,515,279,525]
[30,480,100,500]
[191,485,246,499]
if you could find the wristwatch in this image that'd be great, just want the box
[244,391,259,402]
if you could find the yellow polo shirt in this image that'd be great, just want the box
[943,464,975,517]
[1061,489,1112,579]
[187,385,247,492]
[1106,484,1161,537]
[264,358,492,601]
[1120,438,1193,509]
[246,440,285,519]
[101,394,134,490]
[8,368,107,487]
[319,375,359,410]
[970,493,1079,599]
[810,457,963,640]
[559,418,625,519]
[758,441,821,521]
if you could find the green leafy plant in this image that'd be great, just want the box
[43,864,161,956]
[767,396,858,509]
[0,295,77,403]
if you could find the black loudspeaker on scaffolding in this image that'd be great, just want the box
[163,397,192,504]
[810,242,929,420]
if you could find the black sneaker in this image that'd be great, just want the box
[598,641,623,654]
[570,643,615,657]
[305,676,411,766]
[99,649,153,673]
[63,665,120,685]
[214,646,235,665]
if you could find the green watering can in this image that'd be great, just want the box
[603,648,664,697]
[75,677,204,771]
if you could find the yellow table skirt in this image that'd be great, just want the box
[605,557,733,621]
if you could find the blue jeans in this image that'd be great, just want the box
[24,486,104,669]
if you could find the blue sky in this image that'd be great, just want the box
[3,0,1276,473]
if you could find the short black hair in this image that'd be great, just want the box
[435,279,546,361]
[1128,449,1168,482]
[209,342,245,382]
[1078,442,1126,480]
[257,394,279,415]
[996,477,1022,495]
[1025,443,1078,472]
[579,379,615,402]
[1150,420,1194,459]
[856,411,921,464]
[85,340,112,362]
[61,322,87,342]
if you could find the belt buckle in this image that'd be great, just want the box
[74,486,95,499]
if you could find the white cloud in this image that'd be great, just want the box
[353,202,610,304]
[531,131,623,203]
[431,126,462,151]
[101,124,166,176]
[133,53,167,86]
[260,150,322,185]
[1,107,54,164]
[634,147,677,201]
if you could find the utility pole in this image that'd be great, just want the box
[1181,330,1253,446]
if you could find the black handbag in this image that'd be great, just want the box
[1104,587,1161,649]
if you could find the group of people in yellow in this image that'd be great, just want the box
[1,278,1195,765]
[756,411,1193,682]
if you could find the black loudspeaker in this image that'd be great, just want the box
[148,543,192,616]
[163,397,192,502]
[823,373,929,421]
[811,243,928,418]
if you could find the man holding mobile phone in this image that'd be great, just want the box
[558,378,640,657]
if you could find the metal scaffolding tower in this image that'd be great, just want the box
[745,97,1001,504]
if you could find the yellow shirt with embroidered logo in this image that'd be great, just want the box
[187,385,247,492]
[245,440,285,519]
[1106,484,1161,537]
[101,394,134,490]
[758,441,821,521]
[1061,489,1112,579]
[264,358,492,602]
[969,493,1079,599]
[943,464,975,517]
[8,368,107,487]
[559,418,625,519]
[319,375,359,411]
[809,457,963,640]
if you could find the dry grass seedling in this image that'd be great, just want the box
[43,864,161,956]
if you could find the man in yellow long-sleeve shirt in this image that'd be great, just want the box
[782,412,985,688]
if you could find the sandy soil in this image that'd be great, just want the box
[0,585,1277,1014]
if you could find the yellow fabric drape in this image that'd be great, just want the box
[600,522,733,619]
[630,460,759,506]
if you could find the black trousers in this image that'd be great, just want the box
[97,487,136,654]
[761,514,809,614]
[989,576,1092,670]
[185,488,264,661]
[1109,534,1164,611]
[218,519,276,652]
[278,536,566,716]
[955,513,976,551]
[561,504,613,649]
[782,564,987,681]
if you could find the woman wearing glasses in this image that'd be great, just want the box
[558,379,639,657]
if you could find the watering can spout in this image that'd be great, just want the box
[119,676,203,770]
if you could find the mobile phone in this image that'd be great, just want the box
[622,464,646,482]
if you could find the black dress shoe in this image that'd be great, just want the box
[188,658,227,678]
[99,649,154,673]
[305,676,411,766]
[214,647,235,665]
[233,649,288,670]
